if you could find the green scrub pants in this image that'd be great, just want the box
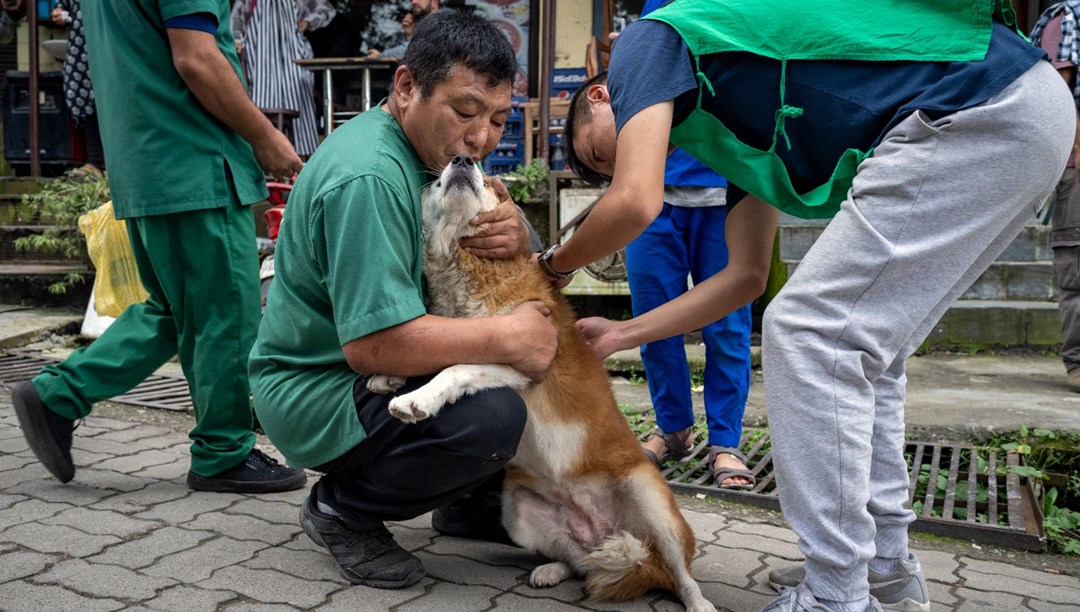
[32,193,259,477]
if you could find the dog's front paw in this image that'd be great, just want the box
[388,392,438,423]
[529,562,573,588]
[367,375,406,394]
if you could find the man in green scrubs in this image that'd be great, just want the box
[12,0,308,494]
[250,12,558,589]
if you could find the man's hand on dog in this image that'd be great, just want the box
[461,178,531,258]
[506,300,559,382]
[576,316,626,360]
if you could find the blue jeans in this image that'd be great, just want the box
[624,203,752,448]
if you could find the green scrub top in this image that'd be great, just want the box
[249,107,429,469]
[82,0,267,219]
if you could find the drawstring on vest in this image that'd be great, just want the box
[771,60,803,152]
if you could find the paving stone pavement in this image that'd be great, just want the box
[1,388,1078,612]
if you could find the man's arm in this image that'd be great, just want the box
[343,302,558,382]
[546,102,672,273]
[577,196,777,358]
[166,27,302,179]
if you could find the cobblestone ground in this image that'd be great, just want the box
[1,389,1078,611]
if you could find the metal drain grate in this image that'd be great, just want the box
[0,350,193,413]
[640,431,1046,551]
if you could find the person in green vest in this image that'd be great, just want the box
[11,1,309,494]
[548,2,1074,611]
[249,11,556,589]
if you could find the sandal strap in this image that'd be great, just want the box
[708,445,747,464]
[661,428,694,460]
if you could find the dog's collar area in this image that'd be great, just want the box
[538,243,578,281]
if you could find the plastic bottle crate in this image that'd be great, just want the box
[484,162,521,176]
[502,116,524,138]
[494,140,522,154]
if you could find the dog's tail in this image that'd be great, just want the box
[579,532,677,601]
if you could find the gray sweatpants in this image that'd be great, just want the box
[762,60,1074,604]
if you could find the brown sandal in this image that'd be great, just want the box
[709,446,756,490]
[642,427,694,467]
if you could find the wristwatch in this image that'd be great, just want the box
[537,243,578,280]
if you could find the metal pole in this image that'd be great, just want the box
[28,1,41,176]
[538,0,555,164]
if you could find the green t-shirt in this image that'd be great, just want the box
[249,107,429,468]
[82,0,267,219]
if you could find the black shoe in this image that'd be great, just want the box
[12,381,76,483]
[187,448,307,493]
[300,489,426,588]
[431,488,516,546]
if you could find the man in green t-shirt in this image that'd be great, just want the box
[249,12,558,589]
[12,0,308,494]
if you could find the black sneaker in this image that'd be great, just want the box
[300,489,426,588]
[12,381,76,483]
[187,448,307,493]
[431,488,516,546]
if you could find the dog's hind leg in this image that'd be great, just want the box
[388,364,530,423]
[621,468,717,612]
[530,561,574,587]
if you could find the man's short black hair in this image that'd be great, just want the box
[564,72,610,186]
[402,11,517,98]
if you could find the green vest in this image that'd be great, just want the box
[644,0,1020,218]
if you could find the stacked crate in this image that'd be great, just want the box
[548,68,587,171]
[484,96,527,176]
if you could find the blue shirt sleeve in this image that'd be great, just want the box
[607,19,696,136]
[163,12,218,34]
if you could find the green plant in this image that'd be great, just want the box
[983,425,1080,555]
[13,175,111,294]
[499,158,550,203]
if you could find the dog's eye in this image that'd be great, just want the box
[436,181,441,187]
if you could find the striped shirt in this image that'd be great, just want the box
[1031,1,1080,109]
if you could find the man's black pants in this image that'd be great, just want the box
[312,374,527,526]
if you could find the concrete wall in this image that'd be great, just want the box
[15,22,64,73]
[553,2,592,69]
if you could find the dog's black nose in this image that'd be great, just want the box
[451,155,474,168]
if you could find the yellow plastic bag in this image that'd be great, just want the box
[78,201,149,318]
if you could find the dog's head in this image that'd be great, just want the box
[421,155,499,256]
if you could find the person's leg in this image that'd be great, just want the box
[315,375,528,524]
[1050,169,1080,383]
[684,206,752,446]
[84,113,105,171]
[684,205,754,484]
[762,61,1073,606]
[135,196,262,478]
[15,213,181,482]
[625,204,696,456]
[32,222,180,421]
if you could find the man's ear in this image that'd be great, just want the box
[391,65,418,110]
[585,84,609,105]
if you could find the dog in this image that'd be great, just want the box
[367,155,716,612]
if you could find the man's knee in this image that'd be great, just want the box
[435,387,528,463]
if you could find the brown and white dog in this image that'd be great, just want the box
[368,156,716,612]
